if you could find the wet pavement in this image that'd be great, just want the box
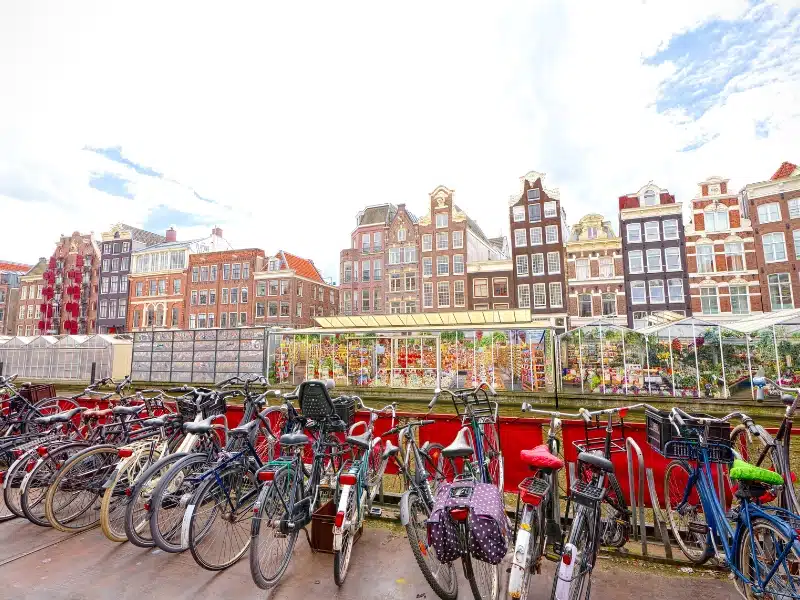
[0,519,739,600]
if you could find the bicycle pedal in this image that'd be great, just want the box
[544,552,561,563]
[369,507,382,517]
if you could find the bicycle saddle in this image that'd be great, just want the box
[578,451,614,473]
[143,416,176,428]
[83,408,113,419]
[33,407,86,425]
[112,405,146,416]
[183,417,216,435]
[279,432,309,447]
[229,419,259,437]
[442,427,474,459]
[520,444,564,470]
[382,440,400,460]
[346,431,372,450]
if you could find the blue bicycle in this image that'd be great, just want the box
[659,406,800,599]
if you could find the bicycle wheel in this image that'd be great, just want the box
[250,467,301,589]
[730,425,793,511]
[3,447,39,518]
[20,442,90,527]
[577,467,629,549]
[736,516,800,599]
[404,491,457,600]
[101,448,159,542]
[663,460,713,565]
[26,398,81,433]
[367,441,389,510]
[333,481,359,586]
[463,542,500,600]
[509,502,545,600]
[45,444,119,532]
[150,453,211,553]
[254,408,286,463]
[188,464,258,570]
[124,452,189,547]
[550,506,592,600]
[482,422,503,492]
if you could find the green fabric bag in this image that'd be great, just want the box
[729,458,784,486]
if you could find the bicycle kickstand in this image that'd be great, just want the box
[302,526,316,553]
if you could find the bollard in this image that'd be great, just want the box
[90,362,97,385]
[646,468,673,559]
[0,361,3,376]
[625,438,647,556]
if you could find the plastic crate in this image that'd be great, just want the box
[310,499,362,554]
[645,408,731,454]
[19,384,56,404]
[333,396,356,427]
[663,440,734,464]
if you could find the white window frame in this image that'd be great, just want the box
[531,253,544,275]
[452,230,464,249]
[644,221,660,242]
[763,232,787,263]
[436,232,448,250]
[422,234,432,252]
[543,201,557,218]
[730,284,750,315]
[630,281,646,304]
[454,280,465,307]
[514,229,527,248]
[517,284,530,308]
[512,206,525,222]
[628,251,643,274]
[547,252,560,274]
[662,219,679,240]
[437,282,450,307]
[758,203,781,224]
[668,278,684,303]
[665,247,681,271]
[700,286,720,315]
[697,244,716,273]
[626,223,641,243]
[529,227,542,245]
[516,255,529,276]
[648,280,665,304]
[453,254,465,275]
[436,255,449,276]
[545,225,558,244]
[575,258,590,281]
[532,283,546,308]
[646,248,662,273]
[435,213,448,228]
[549,282,563,307]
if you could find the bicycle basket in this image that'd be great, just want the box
[663,440,733,464]
[332,396,356,426]
[452,390,497,425]
[646,408,731,456]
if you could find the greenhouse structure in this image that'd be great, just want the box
[267,310,557,391]
[557,309,800,399]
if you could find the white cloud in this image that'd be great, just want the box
[0,0,797,278]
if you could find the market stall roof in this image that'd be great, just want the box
[636,316,737,336]
[557,320,633,339]
[292,309,552,334]
[28,335,58,347]
[722,308,800,334]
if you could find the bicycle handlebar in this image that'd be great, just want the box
[385,419,435,436]
[428,381,497,409]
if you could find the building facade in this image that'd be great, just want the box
[0,262,31,336]
[466,260,513,310]
[744,162,800,312]
[16,259,46,336]
[186,248,265,329]
[619,183,691,329]
[254,250,339,328]
[126,228,230,332]
[340,204,395,317]
[684,176,762,319]
[508,171,568,331]
[97,224,165,333]
[385,204,420,314]
[565,214,626,327]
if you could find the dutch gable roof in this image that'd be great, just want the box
[771,161,799,181]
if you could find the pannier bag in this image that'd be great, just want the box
[427,481,508,565]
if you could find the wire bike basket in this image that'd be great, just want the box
[451,390,498,425]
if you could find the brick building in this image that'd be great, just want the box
[385,204,420,314]
[127,227,230,332]
[619,183,691,329]
[466,260,513,310]
[186,248,265,329]
[565,214,626,327]
[684,176,762,319]
[340,204,395,316]
[16,259,46,336]
[97,224,165,333]
[254,250,339,328]
[508,171,569,331]
[0,262,31,336]
[744,161,800,311]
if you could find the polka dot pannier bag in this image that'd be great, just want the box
[426,481,509,565]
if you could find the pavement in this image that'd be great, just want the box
[0,518,740,600]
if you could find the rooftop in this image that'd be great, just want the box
[771,161,798,181]
[0,261,32,275]
[266,250,327,284]
[117,224,166,247]
[357,204,397,227]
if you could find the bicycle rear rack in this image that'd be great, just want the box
[518,476,550,504]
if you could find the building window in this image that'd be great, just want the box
[705,209,729,232]
[700,286,719,314]
[492,278,508,297]
[757,203,781,224]
[268,301,278,317]
[649,280,665,303]
[121,256,130,271]
[454,281,465,307]
[763,232,787,263]
[362,261,370,282]
[474,278,489,298]
[602,293,616,316]
[436,232,448,250]
[794,231,800,259]
[158,279,166,295]
[209,290,216,304]
[102,259,110,272]
[229,312,239,327]
[374,288,381,312]
[575,258,590,280]
[528,204,541,223]
[545,225,558,244]
[101,278,109,294]
[280,280,289,295]
[268,281,278,296]
[221,288,229,304]
[208,313,215,328]
[533,283,546,307]
[188,314,196,329]
[405,272,417,291]
[110,277,119,293]
[724,241,745,271]
[279,302,290,317]
[586,227,597,239]
[199,291,207,305]
[769,273,793,309]
[452,230,464,249]
[543,201,557,218]
[437,282,450,307]
[474,303,490,310]
[644,221,660,242]
[222,264,230,280]
[362,233,370,253]
[172,279,180,295]
[198,313,207,329]
[517,284,530,308]
[527,188,540,201]
[436,213,448,228]
[549,283,563,307]
[453,254,465,275]
[241,288,248,303]
[220,312,228,327]
[531,253,544,275]
[516,255,529,276]
[111,257,120,272]
[136,282,143,297]
[120,300,128,319]
[232,264,241,280]
[646,249,662,272]
[436,255,449,275]
[191,291,198,306]
[513,206,525,222]
[423,282,433,308]
[697,244,715,272]
[626,223,641,243]
[423,257,432,277]
[529,227,542,245]
[99,300,108,319]
[628,251,643,274]
[389,301,401,314]
[230,288,239,304]
[397,228,406,242]
[643,190,657,206]
[198,266,207,282]
[256,281,266,297]
[362,288,370,312]
[730,285,750,315]
[374,232,383,251]
[578,294,592,317]
[631,281,646,304]
[373,259,382,281]
[514,229,527,247]
[192,267,199,282]
[547,252,560,274]
[599,256,613,278]
[664,247,681,271]
[422,234,432,251]
[789,199,800,219]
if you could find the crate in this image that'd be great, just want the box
[646,408,731,455]
[19,384,56,404]
[310,499,362,554]
[333,396,356,427]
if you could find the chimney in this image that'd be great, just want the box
[165,228,177,242]
[212,226,223,238]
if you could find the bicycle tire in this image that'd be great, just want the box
[250,466,301,589]
[20,441,90,527]
[404,491,458,600]
[482,422,504,492]
[736,516,800,599]
[333,481,359,586]
[463,539,500,600]
[124,452,190,547]
[550,505,592,600]
[188,463,258,570]
[510,501,545,600]
[100,447,159,542]
[149,452,211,553]
[44,444,119,533]
[3,447,40,518]
[663,460,714,565]
[730,424,797,512]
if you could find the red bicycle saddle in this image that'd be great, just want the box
[520,444,564,470]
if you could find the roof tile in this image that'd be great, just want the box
[0,261,32,274]
[278,251,326,283]
[771,161,798,181]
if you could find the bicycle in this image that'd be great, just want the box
[249,379,350,589]
[661,407,800,599]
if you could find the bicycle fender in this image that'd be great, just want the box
[398,490,411,526]
[334,485,351,552]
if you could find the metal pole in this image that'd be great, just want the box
[718,325,728,399]
[622,327,628,395]
[599,323,605,394]
[552,330,559,408]
[645,336,651,395]
[746,335,755,400]
[692,322,701,397]
[773,324,782,384]
[626,438,647,555]
[436,333,441,389]
[390,337,395,388]
[510,329,514,391]
[577,327,584,394]
[668,327,675,397]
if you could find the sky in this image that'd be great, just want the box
[0,1,798,280]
